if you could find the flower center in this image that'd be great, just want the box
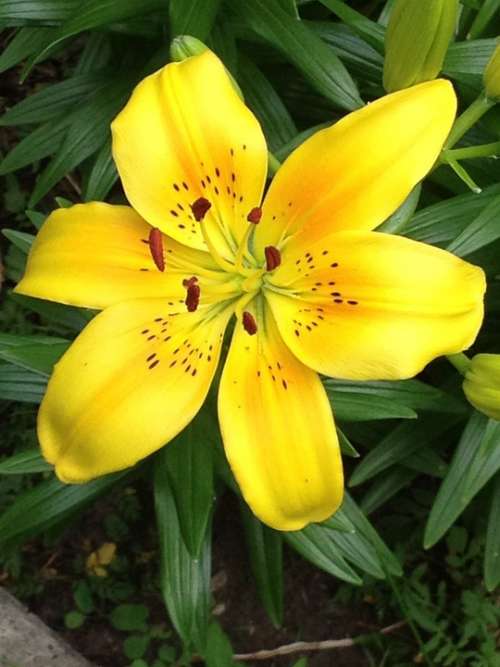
[240,270,263,293]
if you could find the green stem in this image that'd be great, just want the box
[447,352,471,375]
[268,152,282,176]
[444,93,496,150]
[443,141,500,161]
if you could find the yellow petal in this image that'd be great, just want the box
[266,231,485,380]
[255,79,456,256]
[39,299,232,482]
[14,203,217,309]
[112,50,267,258]
[218,302,343,531]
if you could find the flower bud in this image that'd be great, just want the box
[169,35,244,100]
[463,354,500,421]
[484,43,500,100]
[383,0,459,93]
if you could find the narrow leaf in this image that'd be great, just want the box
[0,449,52,475]
[484,474,500,592]
[169,0,221,40]
[446,192,500,257]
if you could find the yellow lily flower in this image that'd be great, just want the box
[15,51,486,531]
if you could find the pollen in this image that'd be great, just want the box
[247,207,262,224]
[185,279,200,312]
[242,311,258,335]
[265,246,281,271]
[148,228,165,272]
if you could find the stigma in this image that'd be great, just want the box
[148,227,165,271]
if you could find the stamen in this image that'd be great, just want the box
[265,245,281,271]
[247,207,262,224]
[148,228,165,271]
[191,197,211,221]
[183,276,198,288]
[242,311,258,335]
[185,282,200,312]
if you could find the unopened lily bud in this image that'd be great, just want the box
[170,35,244,100]
[383,0,459,93]
[484,43,500,100]
[463,354,500,421]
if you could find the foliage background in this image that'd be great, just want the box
[1,1,500,665]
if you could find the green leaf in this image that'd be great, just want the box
[326,383,417,422]
[0,363,46,403]
[350,415,460,487]
[2,229,34,253]
[406,184,500,245]
[338,493,402,576]
[64,611,85,629]
[285,523,362,585]
[318,0,385,52]
[74,581,94,614]
[446,192,500,257]
[203,622,237,667]
[0,471,128,543]
[169,0,221,40]
[0,27,56,72]
[233,0,363,111]
[0,1,79,24]
[123,635,150,660]
[26,209,46,229]
[2,72,109,128]
[425,414,500,548]
[467,0,500,39]
[337,428,360,458]
[360,466,417,515]
[444,39,497,79]
[110,604,149,632]
[83,139,118,202]
[28,76,131,206]
[237,56,297,153]
[0,449,52,475]
[377,184,421,234]
[0,341,69,375]
[164,409,215,559]
[484,474,500,592]
[0,332,67,349]
[155,448,211,653]
[240,503,283,628]
[11,293,93,331]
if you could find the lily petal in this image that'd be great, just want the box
[218,303,343,531]
[112,50,267,258]
[39,299,232,482]
[266,231,485,380]
[15,203,218,309]
[255,79,456,256]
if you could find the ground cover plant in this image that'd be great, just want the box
[0,0,500,665]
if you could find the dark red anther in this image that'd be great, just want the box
[185,283,200,312]
[247,207,262,224]
[242,311,258,335]
[148,227,165,272]
[191,197,211,221]
[182,276,198,288]
[264,245,281,271]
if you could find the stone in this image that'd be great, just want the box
[0,587,94,667]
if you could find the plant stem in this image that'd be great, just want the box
[268,152,281,176]
[444,93,496,150]
[447,352,471,375]
[444,141,500,161]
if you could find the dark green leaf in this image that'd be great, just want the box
[484,474,500,592]
[467,0,500,39]
[123,635,150,660]
[425,413,500,548]
[377,185,421,234]
[318,0,385,52]
[2,229,34,253]
[0,363,46,403]
[446,192,500,257]
[0,1,78,24]
[360,467,417,515]
[240,503,283,627]
[0,26,56,72]
[169,0,221,40]
[203,622,238,667]
[164,410,215,558]
[337,428,360,458]
[11,293,93,331]
[327,384,417,422]
[0,341,69,375]
[0,449,52,475]
[110,604,149,632]
[233,0,363,111]
[0,471,128,543]
[83,139,118,202]
[64,611,85,629]
[155,448,211,653]
[444,39,496,79]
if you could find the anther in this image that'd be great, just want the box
[185,282,200,312]
[247,207,262,224]
[191,197,211,221]
[183,276,198,288]
[148,228,165,272]
[264,245,281,271]
[242,311,257,335]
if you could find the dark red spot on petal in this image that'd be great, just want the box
[191,197,211,221]
[148,228,165,272]
[242,311,257,335]
[265,245,281,271]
